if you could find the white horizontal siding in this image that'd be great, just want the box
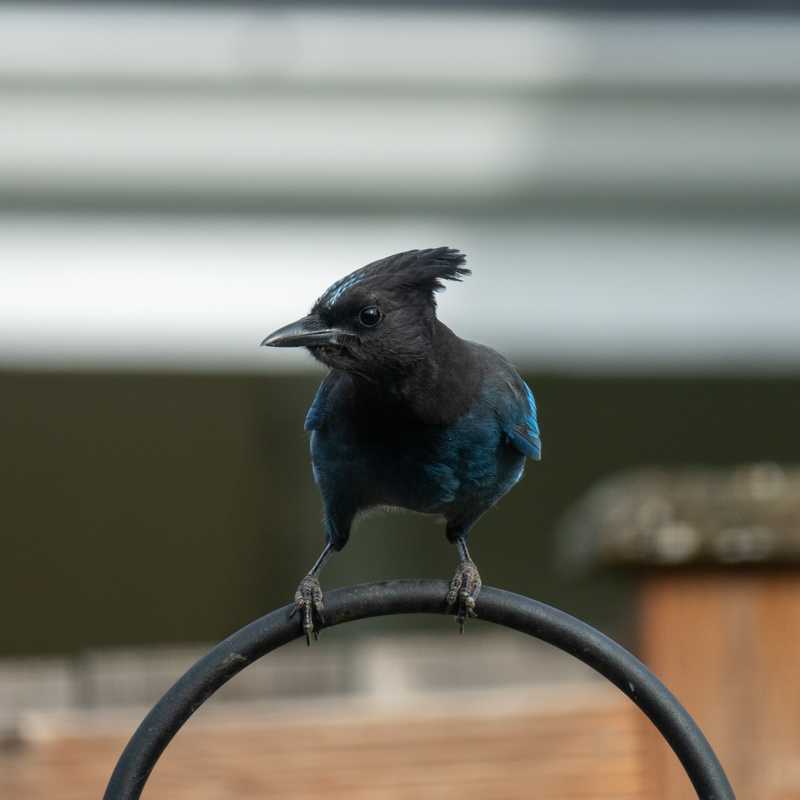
[0,7,798,88]
[0,5,797,372]
[1,215,798,373]
[2,92,799,202]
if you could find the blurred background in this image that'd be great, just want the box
[1,1,799,798]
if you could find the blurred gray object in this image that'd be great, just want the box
[561,462,800,568]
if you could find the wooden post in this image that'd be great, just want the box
[560,464,800,800]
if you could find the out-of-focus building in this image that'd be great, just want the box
[2,2,799,651]
[2,3,800,372]
[1,3,799,797]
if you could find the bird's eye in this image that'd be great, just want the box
[358,305,382,327]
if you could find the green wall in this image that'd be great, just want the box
[2,369,797,655]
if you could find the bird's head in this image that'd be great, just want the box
[262,247,469,378]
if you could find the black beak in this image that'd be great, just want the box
[261,314,349,348]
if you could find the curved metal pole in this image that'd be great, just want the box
[104,580,735,800]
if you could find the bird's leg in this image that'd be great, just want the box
[446,538,482,633]
[292,543,334,646]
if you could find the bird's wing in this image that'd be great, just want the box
[498,373,542,461]
[304,372,340,431]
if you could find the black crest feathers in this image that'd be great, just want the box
[317,247,470,310]
[374,247,471,294]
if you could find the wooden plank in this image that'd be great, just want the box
[2,691,646,799]
[640,571,800,800]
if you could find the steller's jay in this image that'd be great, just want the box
[262,248,541,642]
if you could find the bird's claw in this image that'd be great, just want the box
[291,574,325,646]
[446,560,481,633]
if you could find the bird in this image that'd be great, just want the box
[262,247,541,643]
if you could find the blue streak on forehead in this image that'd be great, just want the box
[323,272,365,308]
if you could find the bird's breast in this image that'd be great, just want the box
[310,403,522,515]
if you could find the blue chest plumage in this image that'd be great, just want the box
[307,363,537,549]
[312,392,522,510]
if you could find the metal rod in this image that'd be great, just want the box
[103,580,735,800]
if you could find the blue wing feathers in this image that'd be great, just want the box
[502,379,542,461]
[304,373,337,431]
[304,395,324,431]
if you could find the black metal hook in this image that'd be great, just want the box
[103,580,735,799]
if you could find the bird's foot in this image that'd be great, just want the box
[446,560,482,633]
[291,574,325,646]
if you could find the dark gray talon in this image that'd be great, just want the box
[293,574,325,646]
[447,560,481,632]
